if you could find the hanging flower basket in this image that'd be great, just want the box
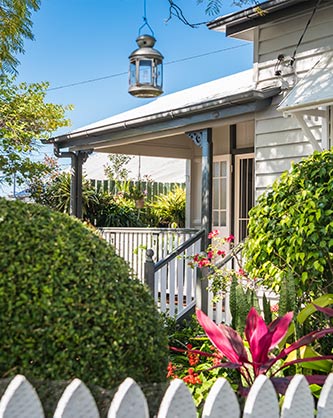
[135,198,145,209]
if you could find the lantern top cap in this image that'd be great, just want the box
[136,34,156,48]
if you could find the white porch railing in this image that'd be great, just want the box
[99,227,199,282]
[1,373,333,417]
[145,230,205,321]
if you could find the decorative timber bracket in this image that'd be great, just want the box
[186,130,205,147]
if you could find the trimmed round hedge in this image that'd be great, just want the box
[0,198,168,387]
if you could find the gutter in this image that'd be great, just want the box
[48,87,280,147]
[207,0,320,32]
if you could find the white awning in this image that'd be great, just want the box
[278,51,333,113]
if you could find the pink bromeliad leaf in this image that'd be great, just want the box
[313,303,333,317]
[268,311,293,349]
[245,308,293,373]
[196,309,248,364]
[245,307,271,367]
[263,327,333,372]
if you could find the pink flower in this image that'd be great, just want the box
[193,254,199,262]
[238,268,246,276]
[207,250,214,259]
[208,230,219,239]
[217,250,225,256]
[226,234,234,242]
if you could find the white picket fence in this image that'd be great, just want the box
[1,373,333,417]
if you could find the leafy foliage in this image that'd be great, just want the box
[104,154,133,181]
[244,150,333,300]
[31,169,99,218]
[0,0,40,73]
[151,185,186,227]
[0,76,71,185]
[0,198,168,387]
[166,315,236,411]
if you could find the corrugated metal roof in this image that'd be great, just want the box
[72,69,254,133]
[278,52,333,112]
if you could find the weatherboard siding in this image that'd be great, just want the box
[253,4,333,198]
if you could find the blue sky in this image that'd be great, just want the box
[16,0,253,132]
[4,1,254,196]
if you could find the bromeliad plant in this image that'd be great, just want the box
[194,308,333,394]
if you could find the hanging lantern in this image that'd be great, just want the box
[128,34,164,98]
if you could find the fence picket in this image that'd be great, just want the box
[317,373,333,418]
[0,375,44,418]
[0,374,333,416]
[243,375,279,418]
[281,375,314,418]
[202,378,240,418]
[53,378,99,418]
[108,377,149,418]
[157,380,196,418]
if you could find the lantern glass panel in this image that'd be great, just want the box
[129,62,137,86]
[156,62,162,87]
[139,60,152,84]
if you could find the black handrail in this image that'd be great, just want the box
[154,229,205,272]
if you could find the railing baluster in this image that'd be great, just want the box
[169,258,176,316]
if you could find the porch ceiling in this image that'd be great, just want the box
[47,69,280,156]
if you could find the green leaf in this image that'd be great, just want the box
[297,294,333,324]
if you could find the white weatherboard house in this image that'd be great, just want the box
[48,0,333,319]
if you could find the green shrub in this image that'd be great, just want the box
[151,186,186,227]
[244,149,333,300]
[0,198,168,387]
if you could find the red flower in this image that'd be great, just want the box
[187,347,200,366]
[182,368,202,385]
[166,362,177,378]
[198,258,210,268]
[226,234,234,242]
[217,250,225,256]
[208,230,219,239]
[193,254,199,262]
[207,250,214,259]
[238,268,246,276]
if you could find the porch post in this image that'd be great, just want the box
[70,153,78,217]
[201,128,213,249]
[54,145,92,218]
[76,150,92,219]
[186,128,213,247]
[186,128,213,315]
[144,249,155,296]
